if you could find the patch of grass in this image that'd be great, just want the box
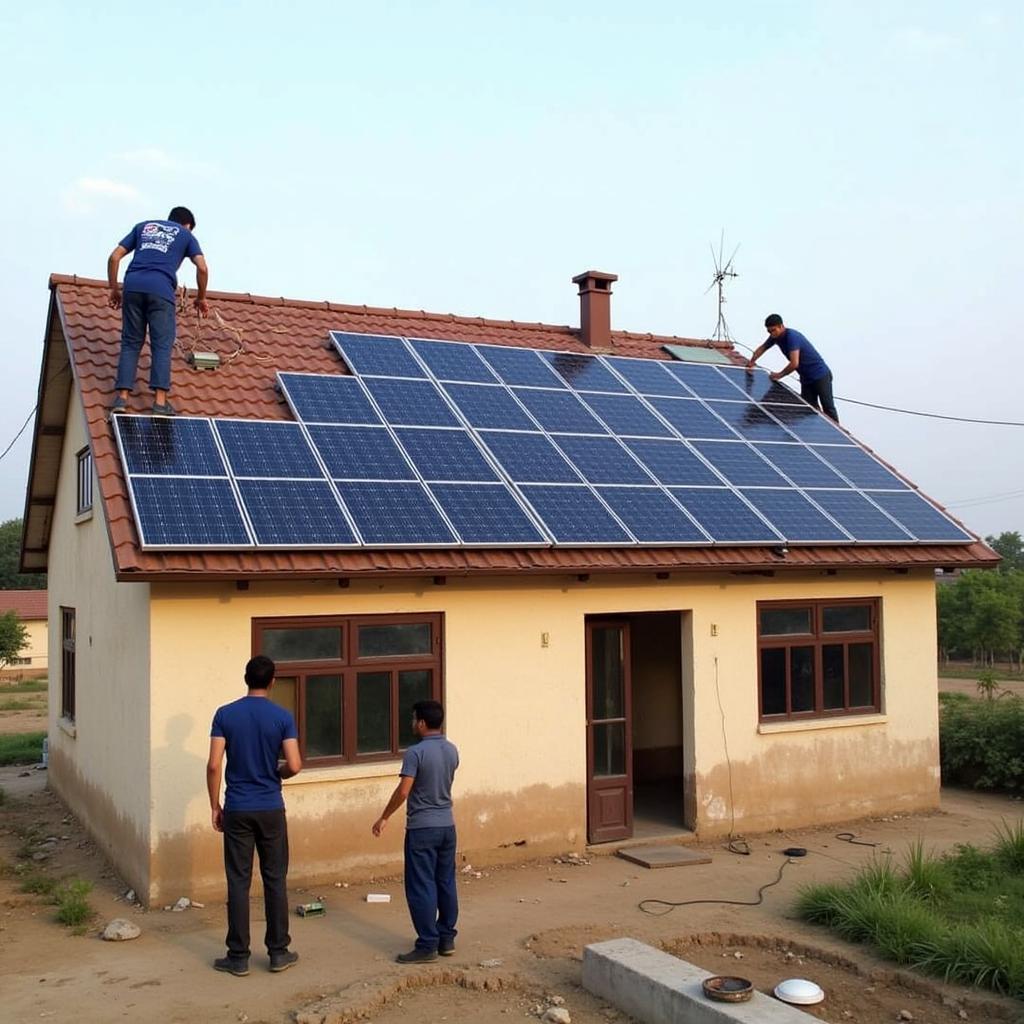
[0,679,47,693]
[939,664,1024,682]
[0,731,45,766]
[0,697,41,711]
[19,871,58,897]
[994,818,1024,872]
[53,879,93,927]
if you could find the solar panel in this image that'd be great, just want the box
[754,443,851,488]
[237,479,357,545]
[705,401,795,442]
[129,477,251,547]
[604,356,692,397]
[807,490,913,542]
[518,485,632,544]
[764,405,852,445]
[553,435,653,484]
[477,431,581,483]
[394,428,499,482]
[477,345,566,387]
[440,383,536,430]
[512,388,608,434]
[335,481,457,544]
[428,483,548,544]
[648,398,738,440]
[596,487,708,543]
[331,332,426,378]
[813,446,909,489]
[670,488,782,543]
[579,393,674,437]
[715,366,805,405]
[541,351,629,393]
[664,362,745,400]
[409,338,496,383]
[215,421,322,479]
[362,378,461,427]
[307,425,416,480]
[624,439,723,486]
[740,489,851,542]
[866,491,972,542]
[278,373,382,425]
[691,441,789,486]
[115,417,226,476]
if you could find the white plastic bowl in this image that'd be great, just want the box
[774,978,825,1005]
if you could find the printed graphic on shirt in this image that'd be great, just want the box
[139,222,181,254]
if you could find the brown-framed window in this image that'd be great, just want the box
[61,607,76,722]
[76,447,93,515]
[252,613,443,765]
[757,599,880,720]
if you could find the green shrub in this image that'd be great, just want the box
[54,879,93,926]
[0,731,45,767]
[993,819,1024,873]
[19,871,58,897]
[939,694,1024,790]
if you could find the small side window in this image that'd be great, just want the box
[76,447,93,516]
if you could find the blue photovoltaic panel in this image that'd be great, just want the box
[705,401,795,442]
[603,356,692,397]
[335,481,457,544]
[477,345,566,387]
[670,488,781,543]
[754,443,851,488]
[409,338,496,383]
[394,428,499,482]
[553,435,652,484]
[307,425,415,480]
[580,393,674,437]
[813,446,910,489]
[512,388,608,434]
[441,383,536,430]
[648,398,738,440]
[330,331,426,378]
[596,487,707,543]
[866,491,972,542]
[215,421,322,479]
[807,490,913,542]
[115,417,226,476]
[664,362,745,400]
[624,439,723,486]
[278,373,382,425]
[130,477,251,547]
[692,441,789,486]
[541,351,628,393]
[740,489,851,542]
[237,479,356,545]
[478,431,581,483]
[764,405,852,445]
[429,483,547,544]
[362,378,461,427]
[715,366,805,405]
[519,485,632,543]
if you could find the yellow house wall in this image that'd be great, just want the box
[147,569,938,903]
[45,388,152,896]
[9,617,48,670]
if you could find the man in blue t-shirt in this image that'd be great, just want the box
[746,313,839,422]
[372,699,459,964]
[207,655,302,976]
[107,205,209,417]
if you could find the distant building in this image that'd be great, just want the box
[0,589,48,678]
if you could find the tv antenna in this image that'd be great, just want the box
[706,233,740,342]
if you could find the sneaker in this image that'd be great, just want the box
[438,939,455,956]
[269,950,299,973]
[109,396,128,415]
[213,956,249,977]
[151,401,176,417]
[396,947,438,964]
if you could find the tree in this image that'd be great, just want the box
[0,610,28,669]
[985,531,1024,573]
[0,518,46,590]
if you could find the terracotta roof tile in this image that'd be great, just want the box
[0,590,47,619]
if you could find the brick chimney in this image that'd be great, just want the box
[572,270,618,349]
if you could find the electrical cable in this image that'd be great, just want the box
[835,831,880,847]
[0,364,71,465]
[638,857,795,916]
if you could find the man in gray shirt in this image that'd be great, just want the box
[372,700,459,964]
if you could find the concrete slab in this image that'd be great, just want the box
[583,937,818,1023]
[615,844,713,869]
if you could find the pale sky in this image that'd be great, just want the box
[1,1,1021,538]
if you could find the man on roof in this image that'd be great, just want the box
[107,206,209,417]
[745,314,839,422]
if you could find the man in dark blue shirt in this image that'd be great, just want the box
[107,206,209,416]
[207,655,302,976]
[372,700,459,964]
[746,313,839,422]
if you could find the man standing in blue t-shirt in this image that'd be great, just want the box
[207,655,302,977]
[746,313,839,422]
[372,699,459,964]
[107,206,209,417]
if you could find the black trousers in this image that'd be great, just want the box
[223,809,290,959]
[801,372,839,422]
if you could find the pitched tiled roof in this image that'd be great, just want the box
[0,590,47,620]
[22,275,998,579]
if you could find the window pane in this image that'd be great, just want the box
[791,646,815,712]
[358,623,431,658]
[823,645,845,709]
[759,607,812,636]
[823,605,871,632]
[270,676,297,718]
[261,626,341,663]
[849,643,875,706]
[398,669,433,748]
[760,648,787,715]
[592,626,625,720]
[357,671,392,753]
[305,674,342,758]
[593,722,626,776]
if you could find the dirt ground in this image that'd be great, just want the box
[937,676,1024,699]
[0,685,47,736]
[2,769,1023,1024]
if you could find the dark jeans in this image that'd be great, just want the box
[801,371,839,422]
[223,809,290,960]
[404,825,458,952]
[115,290,176,393]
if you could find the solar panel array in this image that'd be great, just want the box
[112,331,974,549]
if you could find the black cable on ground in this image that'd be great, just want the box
[638,857,795,916]
[725,838,751,856]
[835,831,880,847]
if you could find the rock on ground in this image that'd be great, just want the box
[102,918,141,941]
